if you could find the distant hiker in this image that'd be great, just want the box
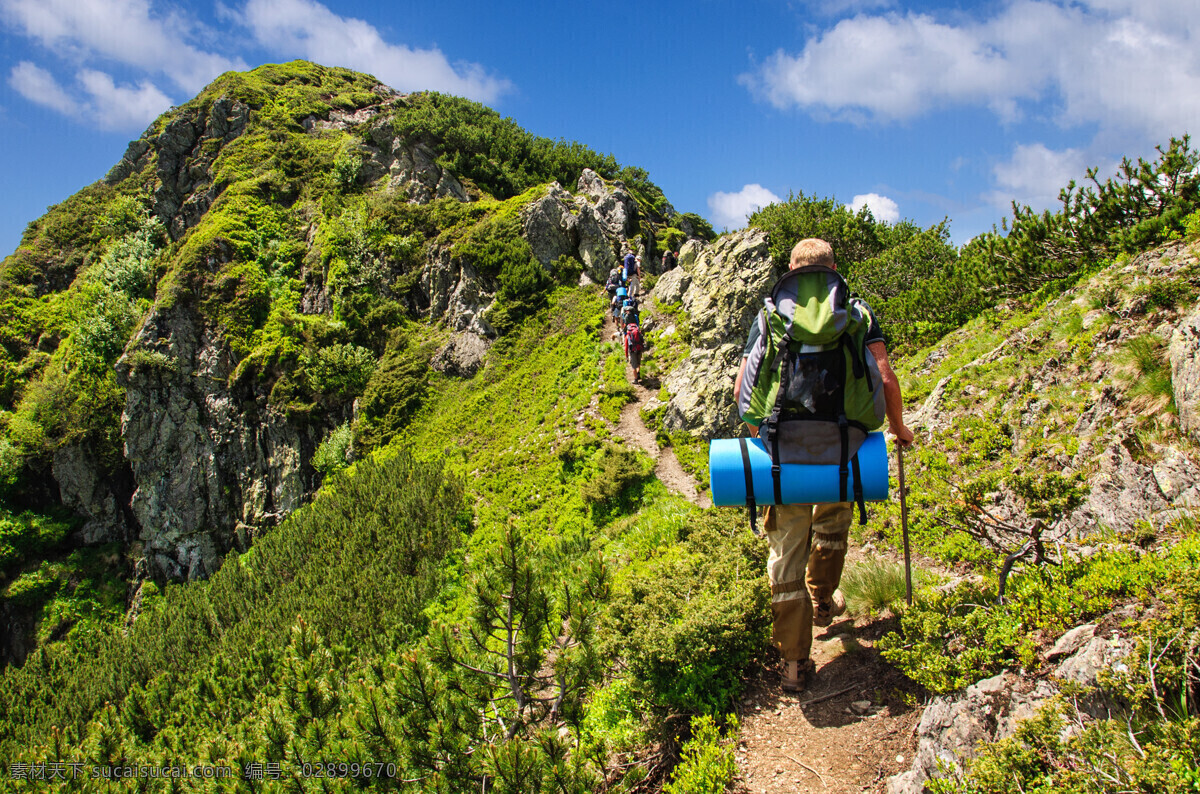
[662,249,677,271]
[620,294,640,331]
[623,252,643,297]
[625,322,644,382]
[611,288,627,325]
[605,267,624,298]
[733,238,914,693]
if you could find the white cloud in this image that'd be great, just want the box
[238,0,512,102]
[9,60,79,116]
[707,184,782,230]
[741,1,1200,139]
[983,143,1117,212]
[0,0,245,93]
[847,193,899,223]
[8,61,171,130]
[77,68,172,130]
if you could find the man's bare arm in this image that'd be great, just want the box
[868,340,914,448]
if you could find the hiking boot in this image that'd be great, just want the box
[813,589,846,628]
[781,658,815,692]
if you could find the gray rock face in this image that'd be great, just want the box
[662,344,743,438]
[430,332,491,378]
[421,246,497,339]
[656,229,775,438]
[122,97,253,239]
[887,633,1134,794]
[116,302,316,581]
[651,266,691,307]
[1046,623,1097,661]
[575,169,638,269]
[1171,307,1200,439]
[52,444,135,544]
[573,205,619,282]
[679,229,775,349]
[364,134,468,203]
[1060,437,1172,538]
[521,184,579,268]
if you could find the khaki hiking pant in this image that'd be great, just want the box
[765,502,853,661]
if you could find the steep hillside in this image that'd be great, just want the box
[0,60,706,652]
[2,58,1199,793]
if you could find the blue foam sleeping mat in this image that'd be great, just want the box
[708,432,889,507]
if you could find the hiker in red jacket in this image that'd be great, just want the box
[624,322,644,383]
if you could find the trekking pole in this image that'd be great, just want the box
[898,444,913,607]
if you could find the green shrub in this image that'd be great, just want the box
[602,514,769,714]
[331,151,362,192]
[881,534,1200,693]
[598,349,633,423]
[390,92,664,201]
[1122,334,1175,408]
[355,341,431,450]
[664,714,739,794]
[0,447,466,758]
[312,422,354,476]
[580,443,653,517]
[841,559,914,616]
[1132,277,1196,310]
[306,343,375,399]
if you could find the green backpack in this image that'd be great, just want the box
[736,265,886,523]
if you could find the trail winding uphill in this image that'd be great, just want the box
[617,379,711,508]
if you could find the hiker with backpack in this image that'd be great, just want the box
[619,294,640,332]
[605,267,624,299]
[623,252,643,298]
[611,287,628,326]
[733,238,914,693]
[624,322,645,383]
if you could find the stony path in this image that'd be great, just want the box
[732,596,922,794]
[616,380,712,508]
[605,312,710,507]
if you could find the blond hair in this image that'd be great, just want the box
[789,238,835,269]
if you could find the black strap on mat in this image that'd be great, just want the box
[851,453,867,525]
[739,437,759,535]
[837,414,850,504]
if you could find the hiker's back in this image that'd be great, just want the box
[738,265,885,467]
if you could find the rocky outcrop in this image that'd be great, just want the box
[515,176,641,283]
[661,345,744,438]
[361,129,468,203]
[888,631,1134,794]
[51,445,136,545]
[521,184,579,268]
[577,169,639,241]
[421,246,497,339]
[116,302,317,581]
[1171,306,1200,439]
[106,97,252,240]
[651,266,690,306]
[430,332,490,378]
[656,229,775,438]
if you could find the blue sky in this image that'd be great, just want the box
[2,0,1199,258]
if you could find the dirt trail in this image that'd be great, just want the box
[616,381,711,508]
[606,314,710,507]
[732,592,923,794]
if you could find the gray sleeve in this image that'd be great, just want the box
[742,318,761,358]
